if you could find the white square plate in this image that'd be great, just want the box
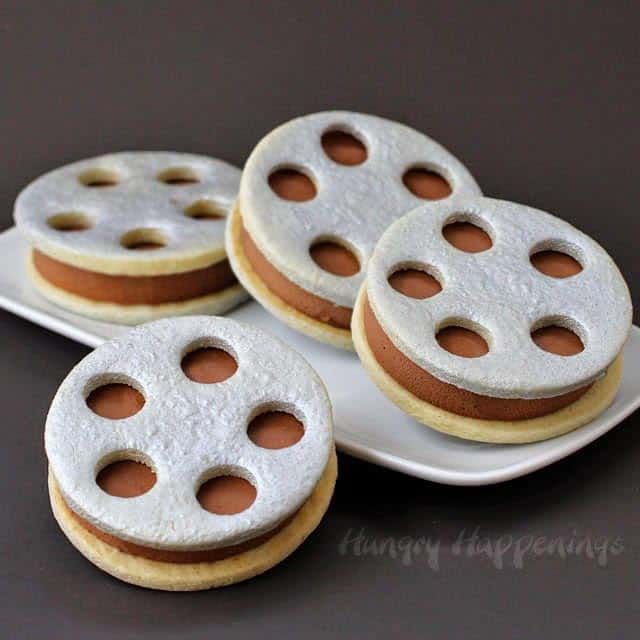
[1,226,639,485]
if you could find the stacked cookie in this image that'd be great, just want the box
[46,316,336,590]
[15,152,247,324]
[351,197,630,443]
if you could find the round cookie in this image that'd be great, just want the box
[15,152,248,324]
[353,196,632,443]
[227,111,481,349]
[45,316,336,590]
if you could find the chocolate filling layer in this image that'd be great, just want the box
[32,249,237,306]
[87,383,145,419]
[197,476,257,515]
[181,348,238,383]
[68,502,294,563]
[248,411,305,449]
[97,460,156,498]
[240,220,352,329]
[402,169,452,200]
[531,250,583,278]
[363,298,591,421]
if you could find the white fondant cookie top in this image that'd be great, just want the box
[366,196,632,399]
[45,316,333,551]
[239,111,481,307]
[15,152,240,275]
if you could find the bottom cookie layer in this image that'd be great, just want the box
[352,287,623,443]
[29,253,248,325]
[226,205,353,350]
[48,448,338,591]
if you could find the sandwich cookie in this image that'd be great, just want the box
[353,196,632,443]
[15,152,247,324]
[227,111,481,349]
[45,316,336,590]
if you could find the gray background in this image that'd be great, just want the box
[1,2,639,638]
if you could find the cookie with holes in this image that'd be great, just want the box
[14,152,248,324]
[227,111,481,349]
[45,316,337,590]
[352,196,632,443]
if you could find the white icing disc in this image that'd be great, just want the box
[366,196,632,399]
[15,152,240,275]
[239,111,481,307]
[45,316,333,551]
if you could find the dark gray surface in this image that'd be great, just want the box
[1,2,639,638]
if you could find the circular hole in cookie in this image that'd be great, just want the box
[157,166,199,185]
[96,453,156,498]
[181,340,238,384]
[86,378,145,420]
[403,167,452,200]
[79,168,120,187]
[184,199,226,220]
[321,129,367,166]
[310,237,360,277]
[248,406,304,449]
[197,469,257,515]
[442,214,493,253]
[47,212,92,232]
[268,167,317,202]
[530,242,583,278]
[120,228,167,251]
[388,263,442,299]
[531,318,584,356]
[436,321,489,358]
